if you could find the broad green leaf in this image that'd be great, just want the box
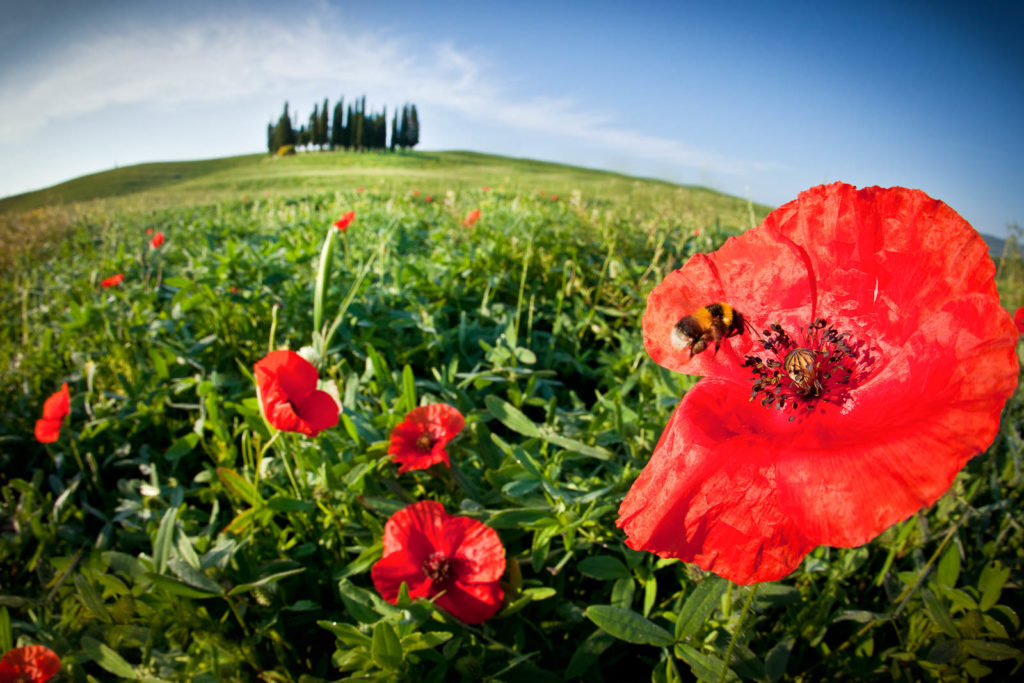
[484,395,541,438]
[675,576,727,640]
[216,467,260,506]
[227,567,305,596]
[962,639,1021,661]
[266,496,315,512]
[318,620,372,647]
[152,506,178,575]
[146,573,223,599]
[165,432,200,462]
[565,630,615,680]
[81,636,137,678]
[764,637,794,683]
[167,558,224,596]
[578,555,630,580]
[371,622,403,670]
[401,364,416,412]
[922,590,958,639]
[675,643,738,682]
[486,508,550,529]
[978,561,1010,612]
[936,543,961,588]
[584,605,673,647]
[400,631,452,653]
[74,574,113,624]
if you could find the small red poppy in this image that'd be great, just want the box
[150,232,165,249]
[425,195,433,203]
[388,404,465,473]
[483,185,491,192]
[333,210,355,231]
[413,190,420,196]
[0,645,60,682]
[101,273,124,288]
[371,500,505,624]
[357,187,365,193]
[1014,307,1024,334]
[254,350,339,437]
[34,384,69,444]
[463,208,481,227]
[145,228,153,236]
[618,183,1019,584]
[550,195,558,201]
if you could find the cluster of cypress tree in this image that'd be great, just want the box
[267,97,419,154]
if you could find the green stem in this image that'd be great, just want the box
[719,583,757,683]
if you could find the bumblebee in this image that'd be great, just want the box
[671,302,745,357]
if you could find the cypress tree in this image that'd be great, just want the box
[318,98,329,149]
[390,111,398,151]
[267,122,275,153]
[408,104,419,149]
[272,102,296,152]
[331,98,344,149]
[399,105,410,149]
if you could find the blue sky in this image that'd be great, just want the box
[1,0,1022,236]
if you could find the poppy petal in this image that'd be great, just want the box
[34,418,62,444]
[0,644,61,682]
[436,580,504,624]
[444,516,506,583]
[41,384,69,421]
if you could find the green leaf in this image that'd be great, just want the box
[962,639,1021,661]
[565,630,615,679]
[936,543,961,588]
[922,589,958,639]
[216,467,260,506]
[0,607,11,653]
[485,395,541,438]
[266,496,315,512]
[764,637,794,683]
[584,605,673,647]
[167,559,224,595]
[152,506,178,575]
[675,576,727,641]
[978,560,1010,612]
[318,620,372,647]
[401,364,416,412]
[81,636,138,678]
[165,432,200,462]
[675,643,738,682]
[578,555,630,580]
[146,573,223,599]
[74,574,113,624]
[486,508,550,529]
[227,567,305,596]
[313,225,336,335]
[371,621,403,670]
[400,631,453,653]
[544,433,612,460]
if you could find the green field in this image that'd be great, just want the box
[0,150,1021,681]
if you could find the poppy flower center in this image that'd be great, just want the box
[415,433,437,453]
[741,318,857,418]
[422,551,453,585]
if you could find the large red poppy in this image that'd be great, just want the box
[150,232,165,249]
[388,404,465,473]
[253,350,339,437]
[371,500,505,623]
[1014,306,1024,334]
[463,208,481,227]
[617,183,1020,584]
[0,645,60,683]
[34,383,69,444]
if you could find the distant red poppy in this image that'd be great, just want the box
[388,404,465,473]
[34,383,69,444]
[145,228,154,236]
[413,190,420,196]
[371,500,505,624]
[254,350,339,437]
[333,210,355,231]
[425,196,433,203]
[618,183,1019,584]
[550,195,558,201]
[463,208,481,227]
[101,273,124,288]
[0,645,60,683]
[357,187,365,193]
[1014,307,1024,334]
[483,185,491,192]
[150,232,165,249]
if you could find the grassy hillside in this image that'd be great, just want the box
[0,149,769,272]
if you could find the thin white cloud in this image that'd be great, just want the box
[0,6,774,176]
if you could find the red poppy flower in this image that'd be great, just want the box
[413,190,420,196]
[101,273,124,288]
[333,210,355,231]
[145,227,154,236]
[550,195,558,201]
[34,383,69,444]
[425,195,433,203]
[483,185,491,192]
[357,187,365,193]
[371,500,505,623]
[254,350,339,437]
[463,208,481,227]
[617,183,1019,585]
[388,404,465,473]
[1014,307,1024,334]
[0,645,60,682]
[150,232,165,249]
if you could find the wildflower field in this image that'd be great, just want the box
[1,152,1022,682]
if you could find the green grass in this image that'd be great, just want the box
[0,150,1021,681]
